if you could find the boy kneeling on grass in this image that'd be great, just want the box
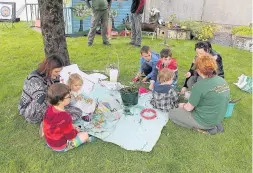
[133,46,160,83]
[43,83,94,152]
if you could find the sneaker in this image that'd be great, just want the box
[216,123,224,133]
[88,42,93,46]
[207,127,218,135]
[134,44,141,48]
[103,41,111,46]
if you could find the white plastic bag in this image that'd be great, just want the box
[234,74,252,93]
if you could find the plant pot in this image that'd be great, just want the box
[120,88,139,106]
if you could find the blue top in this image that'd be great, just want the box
[139,52,160,79]
[153,81,173,93]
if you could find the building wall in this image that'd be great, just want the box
[144,0,252,26]
[4,0,252,26]
[202,0,252,25]
[66,0,131,35]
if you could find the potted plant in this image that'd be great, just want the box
[119,82,139,106]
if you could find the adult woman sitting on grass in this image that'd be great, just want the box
[18,54,82,123]
[170,55,230,135]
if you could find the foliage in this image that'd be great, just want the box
[167,14,177,24]
[0,22,251,173]
[179,21,217,41]
[179,20,202,37]
[120,85,138,93]
[109,9,118,18]
[232,26,252,37]
[73,2,92,19]
[197,23,217,41]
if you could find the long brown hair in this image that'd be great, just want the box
[38,54,64,77]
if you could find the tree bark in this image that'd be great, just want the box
[38,0,70,65]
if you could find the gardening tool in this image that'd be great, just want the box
[229,98,241,104]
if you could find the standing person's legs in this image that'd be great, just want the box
[88,10,102,46]
[134,13,142,47]
[169,108,208,129]
[101,9,110,44]
[130,13,136,44]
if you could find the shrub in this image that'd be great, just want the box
[179,21,217,41]
[197,23,217,41]
[179,21,202,38]
[232,26,252,37]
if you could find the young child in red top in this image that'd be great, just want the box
[149,48,178,90]
[43,83,93,152]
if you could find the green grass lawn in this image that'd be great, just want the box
[0,22,252,173]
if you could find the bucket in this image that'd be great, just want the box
[225,103,235,118]
[120,88,139,106]
[110,69,118,82]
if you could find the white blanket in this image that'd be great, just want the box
[61,65,169,152]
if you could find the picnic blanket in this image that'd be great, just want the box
[60,65,169,152]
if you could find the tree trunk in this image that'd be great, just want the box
[38,0,70,65]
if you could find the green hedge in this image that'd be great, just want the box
[232,26,252,37]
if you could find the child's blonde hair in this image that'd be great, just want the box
[67,73,83,87]
[157,68,174,83]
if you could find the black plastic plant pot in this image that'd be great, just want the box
[119,88,139,106]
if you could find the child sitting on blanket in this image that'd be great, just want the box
[43,83,94,152]
[149,48,178,90]
[67,73,96,121]
[150,69,179,112]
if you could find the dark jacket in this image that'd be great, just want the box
[183,50,225,88]
[18,70,82,123]
[210,50,224,78]
[131,0,145,14]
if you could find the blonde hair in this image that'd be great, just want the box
[157,68,174,83]
[67,73,83,87]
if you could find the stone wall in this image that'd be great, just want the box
[232,36,253,52]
